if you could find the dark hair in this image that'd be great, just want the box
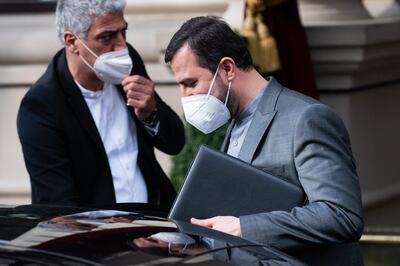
[164,16,253,73]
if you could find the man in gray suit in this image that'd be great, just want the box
[164,16,364,265]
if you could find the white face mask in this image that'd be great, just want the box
[77,37,132,84]
[181,64,231,134]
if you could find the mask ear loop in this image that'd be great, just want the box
[206,64,221,99]
[224,81,232,106]
[74,35,99,73]
[206,63,231,107]
[75,35,99,59]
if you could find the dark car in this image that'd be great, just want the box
[0,204,304,265]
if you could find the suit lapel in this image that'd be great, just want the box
[56,49,105,153]
[237,78,283,163]
[238,111,276,163]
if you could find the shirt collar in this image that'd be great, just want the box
[75,80,106,99]
[237,87,265,124]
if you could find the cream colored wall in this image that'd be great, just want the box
[0,87,30,204]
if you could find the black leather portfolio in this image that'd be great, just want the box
[169,145,306,222]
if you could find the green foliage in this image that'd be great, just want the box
[169,122,228,191]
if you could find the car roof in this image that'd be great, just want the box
[0,203,305,265]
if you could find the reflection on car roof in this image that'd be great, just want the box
[10,210,177,248]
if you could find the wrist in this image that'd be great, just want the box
[142,108,158,126]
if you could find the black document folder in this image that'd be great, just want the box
[169,145,306,222]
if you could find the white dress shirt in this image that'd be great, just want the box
[76,81,148,203]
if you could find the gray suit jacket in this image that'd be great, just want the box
[221,78,364,265]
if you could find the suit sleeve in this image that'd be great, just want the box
[128,44,185,155]
[17,91,78,205]
[149,93,185,155]
[240,104,363,250]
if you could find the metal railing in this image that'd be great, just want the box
[360,227,400,266]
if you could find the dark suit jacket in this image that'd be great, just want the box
[17,45,185,210]
[221,78,364,265]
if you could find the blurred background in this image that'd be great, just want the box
[0,0,400,264]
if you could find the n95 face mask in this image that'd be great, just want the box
[77,37,132,85]
[181,64,231,134]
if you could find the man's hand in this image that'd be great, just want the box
[191,216,241,236]
[122,75,156,121]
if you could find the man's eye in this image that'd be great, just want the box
[100,35,112,41]
[98,33,115,44]
[188,81,197,88]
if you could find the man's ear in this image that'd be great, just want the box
[64,31,79,54]
[220,57,236,82]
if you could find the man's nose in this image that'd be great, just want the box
[180,87,193,97]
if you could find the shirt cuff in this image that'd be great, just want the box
[143,119,160,136]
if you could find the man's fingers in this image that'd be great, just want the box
[191,216,241,236]
[123,82,152,95]
[122,75,156,120]
[126,90,146,101]
[191,217,215,228]
[126,98,147,109]
[122,75,152,87]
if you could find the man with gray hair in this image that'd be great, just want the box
[17,0,184,209]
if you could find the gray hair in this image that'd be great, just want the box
[56,0,127,43]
